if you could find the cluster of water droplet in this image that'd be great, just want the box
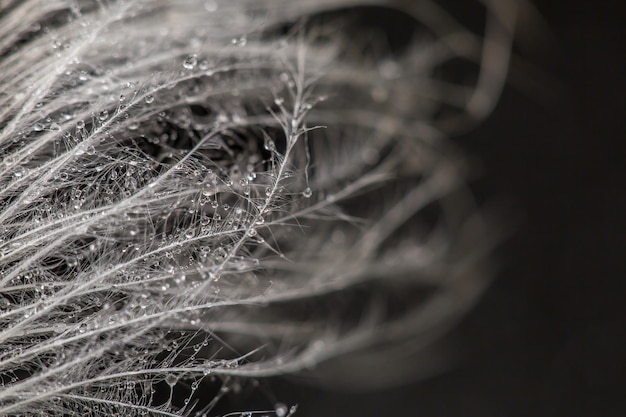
[0,12,324,413]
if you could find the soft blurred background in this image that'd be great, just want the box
[214,1,625,415]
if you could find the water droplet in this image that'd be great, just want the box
[98,110,108,121]
[370,86,388,102]
[197,60,209,71]
[247,228,257,237]
[214,247,227,261]
[274,403,288,417]
[0,297,10,309]
[165,374,177,387]
[33,123,44,132]
[66,256,78,267]
[174,273,186,285]
[183,54,197,70]
[50,122,61,131]
[302,187,312,198]
[76,120,85,129]
[119,94,126,101]
[379,59,401,79]
[144,95,154,104]
[185,230,195,239]
[239,178,249,186]
[264,139,275,151]
[231,35,247,47]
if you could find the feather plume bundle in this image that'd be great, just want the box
[0,0,517,415]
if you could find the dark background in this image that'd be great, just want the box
[219,1,625,415]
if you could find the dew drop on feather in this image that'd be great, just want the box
[183,54,197,69]
[274,403,288,417]
[165,374,177,387]
[231,36,247,47]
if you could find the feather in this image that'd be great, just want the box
[0,0,516,415]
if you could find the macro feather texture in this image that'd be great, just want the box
[0,0,517,415]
